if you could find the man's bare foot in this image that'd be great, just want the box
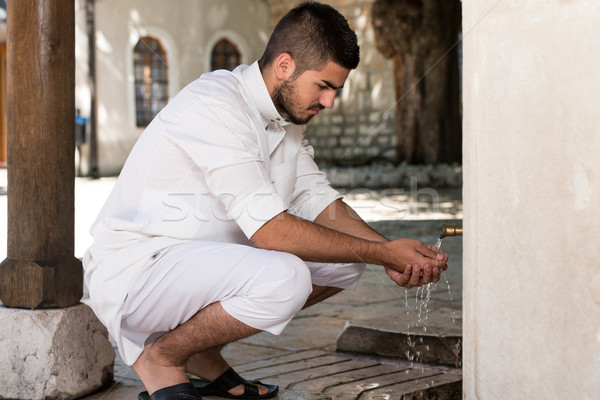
[134,344,190,395]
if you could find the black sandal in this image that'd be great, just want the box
[138,382,202,400]
[191,368,279,399]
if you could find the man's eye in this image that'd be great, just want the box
[318,84,327,90]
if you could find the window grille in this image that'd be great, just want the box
[134,36,168,127]
[211,38,241,71]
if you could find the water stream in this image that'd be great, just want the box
[404,233,459,366]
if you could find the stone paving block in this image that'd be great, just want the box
[322,279,405,306]
[265,358,380,389]
[83,379,145,400]
[276,390,331,400]
[205,389,329,400]
[361,371,462,400]
[289,363,411,392]
[240,325,341,351]
[282,316,349,348]
[242,354,352,381]
[298,298,422,324]
[325,367,451,400]
[235,349,330,373]
[222,342,292,367]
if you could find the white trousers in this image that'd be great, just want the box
[119,240,365,364]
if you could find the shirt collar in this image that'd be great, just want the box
[242,61,294,128]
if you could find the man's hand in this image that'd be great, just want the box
[380,238,447,270]
[384,264,439,289]
[381,241,448,289]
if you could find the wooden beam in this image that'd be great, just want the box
[0,0,82,308]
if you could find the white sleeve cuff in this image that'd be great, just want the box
[289,186,343,222]
[229,181,288,238]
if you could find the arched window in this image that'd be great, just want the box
[211,38,241,71]
[134,36,168,127]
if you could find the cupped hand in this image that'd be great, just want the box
[385,263,442,289]
[381,238,448,273]
[427,244,449,272]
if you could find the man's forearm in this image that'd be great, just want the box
[306,200,448,288]
[251,200,446,273]
[314,199,388,243]
[251,211,386,266]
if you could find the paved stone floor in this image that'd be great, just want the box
[0,170,464,399]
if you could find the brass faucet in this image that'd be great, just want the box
[440,224,463,239]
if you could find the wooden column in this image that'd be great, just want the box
[0,0,82,308]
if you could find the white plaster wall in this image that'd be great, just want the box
[91,0,269,175]
[463,1,600,398]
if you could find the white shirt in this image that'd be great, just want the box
[83,61,341,354]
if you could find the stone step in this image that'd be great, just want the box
[336,308,462,368]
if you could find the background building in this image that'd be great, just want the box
[73,0,407,176]
[74,0,271,176]
[0,0,461,176]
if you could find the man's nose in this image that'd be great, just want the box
[320,90,336,109]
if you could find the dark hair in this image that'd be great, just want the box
[259,1,360,77]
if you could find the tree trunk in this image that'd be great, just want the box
[373,0,461,164]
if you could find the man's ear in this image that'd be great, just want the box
[274,53,296,81]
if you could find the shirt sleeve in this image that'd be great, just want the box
[162,97,287,239]
[288,136,342,222]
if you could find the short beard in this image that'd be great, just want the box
[272,79,315,125]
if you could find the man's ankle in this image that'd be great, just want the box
[134,347,189,394]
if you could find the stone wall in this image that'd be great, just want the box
[323,163,462,189]
[265,0,398,166]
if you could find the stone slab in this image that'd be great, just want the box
[0,303,115,399]
[336,311,462,367]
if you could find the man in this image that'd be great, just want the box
[83,2,448,400]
